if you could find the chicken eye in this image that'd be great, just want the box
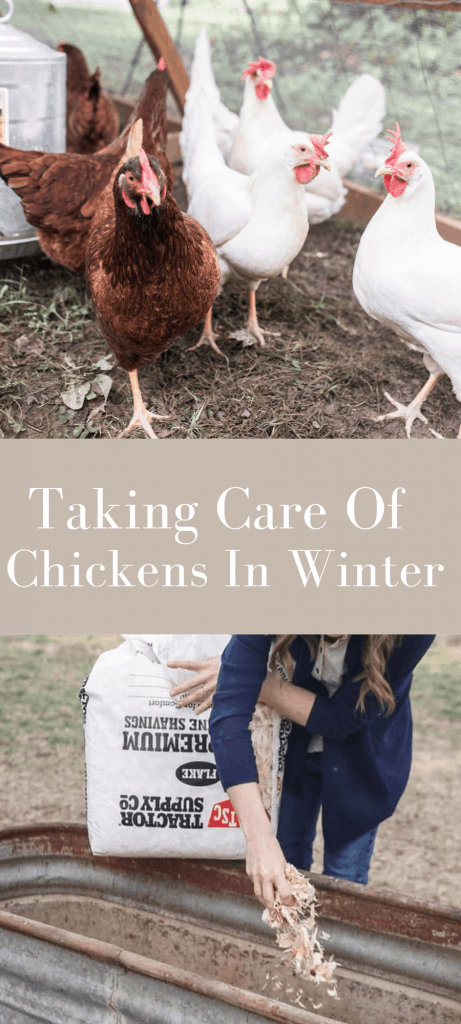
[406,162,413,169]
[300,146,306,152]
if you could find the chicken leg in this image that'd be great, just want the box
[189,308,227,359]
[375,368,444,439]
[118,369,169,440]
[229,289,267,348]
[246,289,266,347]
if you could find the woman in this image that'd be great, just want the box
[171,634,434,907]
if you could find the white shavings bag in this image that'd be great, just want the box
[81,634,247,858]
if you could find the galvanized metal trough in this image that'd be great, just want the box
[0,823,459,1024]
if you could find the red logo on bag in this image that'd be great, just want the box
[207,799,241,828]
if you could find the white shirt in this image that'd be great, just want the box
[303,635,349,753]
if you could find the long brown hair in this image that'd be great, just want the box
[269,635,401,715]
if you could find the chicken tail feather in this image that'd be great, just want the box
[328,73,386,180]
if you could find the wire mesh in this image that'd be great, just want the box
[175,0,461,218]
[10,0,461,218]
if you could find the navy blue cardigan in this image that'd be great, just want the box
[209,634,435,850]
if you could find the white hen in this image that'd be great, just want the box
[187,29,240,161]
[353,124,461,439]
[191,34,386,226]
[228,58,386,225]
[180,85,330,351]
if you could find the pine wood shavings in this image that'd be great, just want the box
[262,864,339,996]
[249,703,274,813]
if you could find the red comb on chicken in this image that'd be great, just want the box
[242,57,276,99]
[385,123,408,165]
[309,131,332,162]
[139,146,159,185]
[381,122,412,197]
[242,57,276,80]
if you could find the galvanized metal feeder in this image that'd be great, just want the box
[0,823,460,1024]
[0,0,66,260]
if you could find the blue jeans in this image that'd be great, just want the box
[277,752,377,885]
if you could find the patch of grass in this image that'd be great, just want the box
[0,636,458,767]
[412,636,461,721]
[0,635,120,756]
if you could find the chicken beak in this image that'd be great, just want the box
[145,185,162,207]
[316,158,331,171]
[375,163,409,183]
[139,184,161,214]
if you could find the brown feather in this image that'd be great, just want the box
[86,166,221,374]
[0,71,173,272]
[57,42,120,155]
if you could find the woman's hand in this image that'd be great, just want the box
[258,669,285,710]
[246,831,293,909]
[168,655,220,715]
[227,782,293,909]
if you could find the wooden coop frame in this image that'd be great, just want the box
[114,0,461,245]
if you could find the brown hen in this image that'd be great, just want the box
[57,41,120,155]
[0,70,173,272]
[86,125,220,439]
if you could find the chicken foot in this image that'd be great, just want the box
[229,290,267,348]
[189,308,227,359]
[374,370,444,439]
[118,368,169,440]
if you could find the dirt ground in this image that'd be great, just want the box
[1,635,460,907]
[1,171,459,441]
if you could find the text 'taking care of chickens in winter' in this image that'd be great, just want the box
[5,486,444,591]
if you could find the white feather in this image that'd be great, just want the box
[181,85,310,295]
[189,29,240,160]
[327,73,387,180]
[228,75,286,175]
[225,63,386,225]
[353,153,461,419]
